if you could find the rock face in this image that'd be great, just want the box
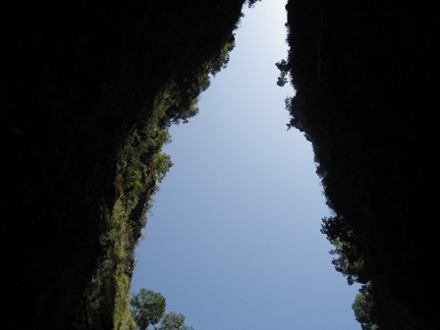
[286,0,438,329]
[4,1,245,329]
[4,0,438,329]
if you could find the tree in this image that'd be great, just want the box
[130,289,166,330]
[321,216,370,285]
[321,216,379,328]
[248,0,262,8]
[158,312,194,330]
[352,286,378,330]
[131,289,195,330]
[275,59,290,86]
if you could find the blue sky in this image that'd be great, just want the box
[132,0,360,329]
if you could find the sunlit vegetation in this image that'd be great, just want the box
[79,37,238,329]
[321,216,377,329]
[5,1,247,328]
[130,289,194,330]
[7,0,436,328]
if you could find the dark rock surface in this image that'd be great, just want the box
[4,0,438,328]
[4,1,245,329]
[286,0,438,329]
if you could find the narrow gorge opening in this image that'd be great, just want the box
[6,0,435,328]
[131,1,359,329]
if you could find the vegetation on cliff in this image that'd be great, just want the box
[284,0,438,329]
[7,0,438,328]
[78,37,237,329]
[5,1,245,329]
[130,289,194,330]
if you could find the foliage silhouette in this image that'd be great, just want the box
[247,0,262,8]
[285,0,438,328]
[352,286,378,330]
[275,59,290,87]
[158,313,194,330]
[131,289,166,330]
[130,289,194,330]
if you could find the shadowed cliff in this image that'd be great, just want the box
[285,0,438,329]
[4,0,438,329]
[4,1,245,329]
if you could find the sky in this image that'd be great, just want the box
[132,1,360,329]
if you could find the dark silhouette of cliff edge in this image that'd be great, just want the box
[286,0,438,329]
[4,1,245,329]
[3,0,438,329]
